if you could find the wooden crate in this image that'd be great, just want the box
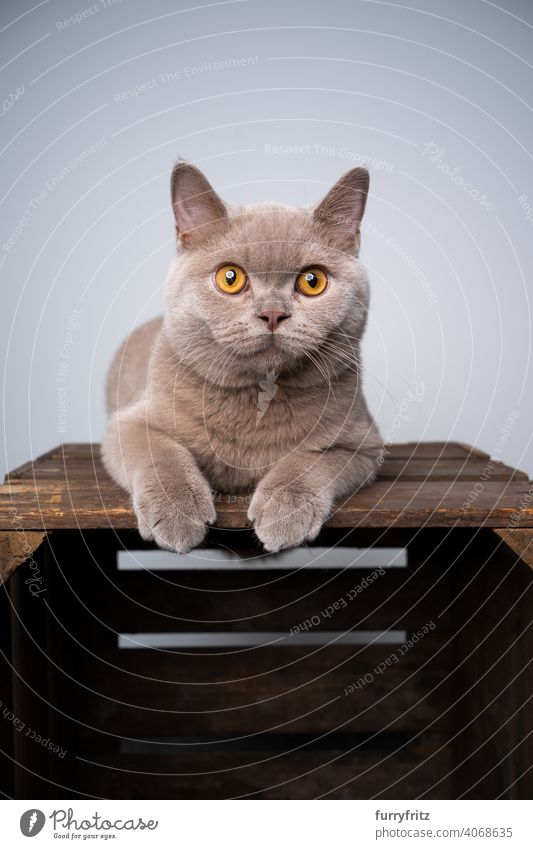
[0,442,532,799]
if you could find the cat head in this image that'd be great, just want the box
[163,160,370,384]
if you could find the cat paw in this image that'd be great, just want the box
[248,483,333,552]
[132,465,216,553]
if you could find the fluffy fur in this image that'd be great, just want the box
[102,162,382,552]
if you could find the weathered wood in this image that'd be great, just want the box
[378,458,526,481]
[0,530,47,585]
[1,478,532,531]
[493,528,533,571]
[7,452,525,483]
[1,443,530,535]
[41,441,481,462]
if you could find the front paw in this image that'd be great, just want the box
[248,482,333,552]
[132,465,216,553]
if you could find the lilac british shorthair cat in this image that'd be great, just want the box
[102,161,382,552]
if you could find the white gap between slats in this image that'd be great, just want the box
[118,547,407,571]
[118,630,408,649]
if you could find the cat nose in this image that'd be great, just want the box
[258,310,290,332]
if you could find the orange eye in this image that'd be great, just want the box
[296,267,328,297]
[214,264,247,294]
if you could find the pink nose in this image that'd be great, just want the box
[258,310,290,332]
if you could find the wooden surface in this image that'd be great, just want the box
[0,442,531,533]
[0,530,46,584]
[493,528,533,571]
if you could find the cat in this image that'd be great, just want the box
[102,160,382,552]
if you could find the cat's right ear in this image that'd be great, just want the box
[171,161,228,249]
[313,167,369,253]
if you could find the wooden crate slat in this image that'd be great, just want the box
[52,441,478,461]
[383,442,487,459]
[1,477,532,530]
[70,636,451,737]
[378,458,526,482]
[2,442,530,531]
[10,455,524,484]
[7,443,509,480]
[50,444,101,459]
[71,734,452,799]
[74,563,452,632]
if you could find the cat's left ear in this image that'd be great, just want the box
[171,160,228,249]
[313,168,369,252]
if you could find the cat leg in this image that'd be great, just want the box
[102,402,216,553]
[248,446,378,552]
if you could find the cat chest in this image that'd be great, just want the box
[184,386,322,466]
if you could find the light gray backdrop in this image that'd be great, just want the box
[1,0,532,478]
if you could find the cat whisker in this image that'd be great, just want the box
[302,349,339,403]
[320,340,402,409]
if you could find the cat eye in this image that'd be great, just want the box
[296,266,328,297]
[214,264,248,294]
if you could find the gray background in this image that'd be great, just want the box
[1,0,532,479]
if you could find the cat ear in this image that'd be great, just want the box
[171,161,228,249]
[313,168,369,252]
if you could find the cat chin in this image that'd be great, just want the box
[255,338,300,362]
[243,346,286,368]
[257,340,281,357]
[229,341,293,377]
[237,336,285,357]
